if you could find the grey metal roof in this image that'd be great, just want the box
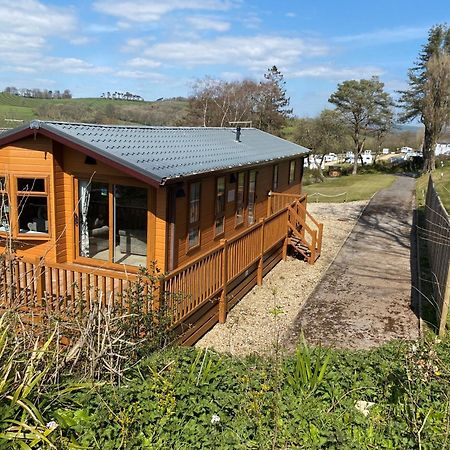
[2,120,310,185]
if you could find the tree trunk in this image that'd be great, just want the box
[312,155,326,181]
[422,126,437,172]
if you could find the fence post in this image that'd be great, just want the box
[439,263,450,336]
[35,256,45,307]
[257,219,265,286]
[219,239,228,324]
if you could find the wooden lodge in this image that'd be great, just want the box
[0,121,323,343]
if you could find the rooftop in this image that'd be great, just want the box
[0,120,310,185]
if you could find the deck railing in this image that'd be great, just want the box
[0,193,319,340]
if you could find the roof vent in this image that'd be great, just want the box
[30,120,41,130]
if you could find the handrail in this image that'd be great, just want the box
[296,201,321,229]
[288,206,314,237]
[270,192,307,200]
[8,255,140,282]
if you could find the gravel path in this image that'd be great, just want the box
[196,200,367,356]
[292,176,419,350]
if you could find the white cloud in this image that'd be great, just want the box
[290,65,385,80]
[116,70,167,82]
[186,16,230,32]
[286,12,296,18]
[0,0,75,36]
[334,26,428,45]
[43,58,112,75]
[93,0,234,23]
[143,35,328,70]
[126,58,162,69]
[70,36,93,45]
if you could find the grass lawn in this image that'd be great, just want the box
[303,173,396,203]
[416,160,450,212]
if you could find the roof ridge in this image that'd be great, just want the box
[33,120,256,131]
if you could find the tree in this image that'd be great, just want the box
[399,24,450,172]
[254,66,293,134]
[329,77,393,175]
[185,67,292,134]
[293,110,350,181]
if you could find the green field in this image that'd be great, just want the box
[303,173,396,203]
[0,93,189,128]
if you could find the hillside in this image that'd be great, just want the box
[0,93,189,128]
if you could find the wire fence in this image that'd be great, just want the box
[308,192,348,203]
[424,176,450,335]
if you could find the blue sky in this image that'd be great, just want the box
[0,0,448,117]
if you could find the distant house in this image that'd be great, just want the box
[436,143,450,156]
[0,121,322,343]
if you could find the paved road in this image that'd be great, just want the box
[290,176,419,349]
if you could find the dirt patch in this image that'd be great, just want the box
[195,200,367,356]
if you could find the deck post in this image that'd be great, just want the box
[35,257,45,307]
[317,223,324,256]
[219,239,228,324]
[309,231,317,265]
[267,191,272,216]
[257,219,265,286]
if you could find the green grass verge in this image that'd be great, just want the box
[416,160,450,212]
[415,159,450,334]
[303,173,396,203]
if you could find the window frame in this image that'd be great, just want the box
[235,171,246,227]
[272,164,279,191]
[214,176,226,238]
[288,160,296,184]
[0,176,10,234]
[13,175,50,238]
[74,176,150,270]
[247,170,257,225]
[187,181,201,251]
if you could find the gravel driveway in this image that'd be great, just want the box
[196,200,367,356]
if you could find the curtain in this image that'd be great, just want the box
[79,180,91,257]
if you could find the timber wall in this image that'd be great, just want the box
[172,158,303,269]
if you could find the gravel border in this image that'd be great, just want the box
[196,201,368,356]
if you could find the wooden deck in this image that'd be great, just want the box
[0,193,323,344]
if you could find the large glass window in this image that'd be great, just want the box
[214,177,225,237]
[114,185,147,265]
[247,170,256,225]
[235,172,245,226]
[188,182,201,249]
[79,181,109,260]
[17,177,48,235]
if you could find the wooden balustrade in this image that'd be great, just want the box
[0,192,322,342]
[268,191,307,215]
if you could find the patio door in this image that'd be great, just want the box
[77,180,148,267]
